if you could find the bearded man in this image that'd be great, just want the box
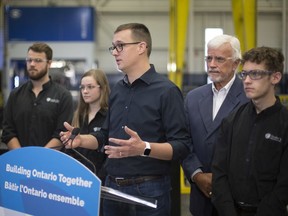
[2,43,73,149]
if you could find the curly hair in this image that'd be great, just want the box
[241,46,284,74]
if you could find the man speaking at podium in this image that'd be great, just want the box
[60,23,191,216]
[2,43,73,149]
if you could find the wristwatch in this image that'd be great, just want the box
[142,141,151,157]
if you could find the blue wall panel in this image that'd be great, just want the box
[7,7,94,41]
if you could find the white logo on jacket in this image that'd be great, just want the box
[46,97,60,103]
[265,133,282,143]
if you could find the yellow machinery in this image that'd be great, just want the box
[232,0,257,53]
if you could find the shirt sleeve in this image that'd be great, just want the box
[161,86,191,161]
[181,95,204,183]
[91,110,109,151]
[1,92,17,144]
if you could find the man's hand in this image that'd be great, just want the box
[193,172,212,198]
[104,126,145,158]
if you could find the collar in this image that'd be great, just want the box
[98,108,108,117]
[212,74,236,93]
[28,76,52,90]
[123,64,156,86]
[250,96,283,115]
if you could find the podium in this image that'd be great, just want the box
[0,147,157,216]
[101,186,157,209]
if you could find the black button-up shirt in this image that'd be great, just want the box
[93,65,191,176]
[2,79,73,147]
[212,99,288,215]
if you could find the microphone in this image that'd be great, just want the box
[54,127,97,175]
[63,127,81,146]
[70,127,81,140]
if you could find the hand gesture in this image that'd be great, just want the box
[104,126,145,158]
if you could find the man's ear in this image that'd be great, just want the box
[232,59,241,71]
[271,71,282,85]
[138,42,147,55]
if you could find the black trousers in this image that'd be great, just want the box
[236,210,256,216]
[235,202,257,216]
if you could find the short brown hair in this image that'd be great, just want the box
[28,43,53,60]
[115,23,152,57]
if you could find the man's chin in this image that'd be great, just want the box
[208,76,221,83]
[29,75,43,81]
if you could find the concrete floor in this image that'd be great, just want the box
[181,194,191,216]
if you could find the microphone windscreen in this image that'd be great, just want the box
[68,127,80,141]
[72,127,80,136]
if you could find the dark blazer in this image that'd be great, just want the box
[181,77,249,216]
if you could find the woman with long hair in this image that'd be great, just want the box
[70,69,110,183]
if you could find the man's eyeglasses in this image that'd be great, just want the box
[26,58,49,64]
[108,42,141,54]
[238,70,274,80]
[79,85,100,91]
[205,56,234,64]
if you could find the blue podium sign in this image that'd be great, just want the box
[0,147,101,216]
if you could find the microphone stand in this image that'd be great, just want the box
[51,128,97,176]
[69,139,97,176]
